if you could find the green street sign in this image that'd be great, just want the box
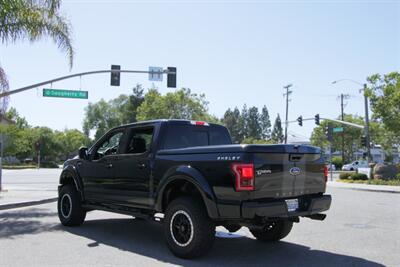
[43,89,88,99]
[333,127,344,133]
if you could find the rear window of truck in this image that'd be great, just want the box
[163,124,232,149]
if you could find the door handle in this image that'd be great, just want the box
[138,163,146,169]
[106,163,113,169]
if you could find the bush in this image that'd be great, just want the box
[351,173,368,181]
[397,173,400,179]
[332,156,343,169]
[373,163,398,180]
[340,172,352,180]
[40,161,60,168]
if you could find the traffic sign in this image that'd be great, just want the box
[333,127,344,133]
[43,89,88,99]
[149,67,163,81]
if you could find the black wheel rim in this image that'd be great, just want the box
[61,194,72,218]
[170,210,193,247]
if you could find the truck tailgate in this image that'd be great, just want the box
[252,151,325,199]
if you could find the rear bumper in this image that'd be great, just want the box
[241,194,331,219]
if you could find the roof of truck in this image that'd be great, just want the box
[119,119,223,128]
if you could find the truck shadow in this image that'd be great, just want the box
[0,208,59,239]
[65,217,384,267]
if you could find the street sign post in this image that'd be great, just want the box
[149,67,163,82]
[43,89,88,99]
[333,127,344,133]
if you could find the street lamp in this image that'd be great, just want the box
[332,79,371,164]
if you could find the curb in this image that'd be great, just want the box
[0,197,58,211]
[327,184,400,194]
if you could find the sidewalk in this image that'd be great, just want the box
[327,181,400,193]
[0,168,60,210]
[0,189,57,210]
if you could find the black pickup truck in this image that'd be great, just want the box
[58,119,331,258]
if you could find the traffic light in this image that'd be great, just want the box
[297,116,303,126]
[315,114,320,125]
[110,65,121,86]
[361,135,367,147]
[167,67,177,88]
[325,126,333,142]
[35,141,41,151]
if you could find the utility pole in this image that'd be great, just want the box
[283,84,293,144]
[332,79,372,165]
[339,94,350,162]
[363,84,371,164]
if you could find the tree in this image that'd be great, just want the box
[55,129,90,159]
[137,88,216,122]
[83,98,121,140]
[222,107,244,143]
[241,104,249,139]
[5,107,28,128]
[271,114,284,144]
[0,0,74,94]
[367,71,400,148]
[120,84,145,123]
[247,106,262,139]
[82,85,144,139]
[260,105,271,139]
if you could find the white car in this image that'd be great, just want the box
[342,160,368,171]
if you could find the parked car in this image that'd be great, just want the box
[58,119,331,259]
[342,160,368,171]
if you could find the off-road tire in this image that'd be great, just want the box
[250,220,293,242]
[164,197,215,259]
[58,184,86,226]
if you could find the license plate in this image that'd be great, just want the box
[285,199,299,212]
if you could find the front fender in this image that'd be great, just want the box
[155,165,219,219]
[59,165,84,200]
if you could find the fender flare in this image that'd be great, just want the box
[155,165,219,219]
[59,165,85,201]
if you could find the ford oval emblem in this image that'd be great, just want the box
[289,167,301,176]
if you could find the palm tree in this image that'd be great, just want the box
[0,0,74,111]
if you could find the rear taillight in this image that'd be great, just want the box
[324,165,328,182]
[231,163,255,191]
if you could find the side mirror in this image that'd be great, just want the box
[78,147,88,160]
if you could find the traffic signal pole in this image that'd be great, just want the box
[0,67,177,191]
[288,117,364,129]
[0,68,177,99]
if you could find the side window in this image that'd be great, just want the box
[94,131,124,159]
[124,127,154,154]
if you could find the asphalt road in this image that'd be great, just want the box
[1,186,399,267]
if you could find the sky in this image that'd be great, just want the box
[1,0,399,140]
